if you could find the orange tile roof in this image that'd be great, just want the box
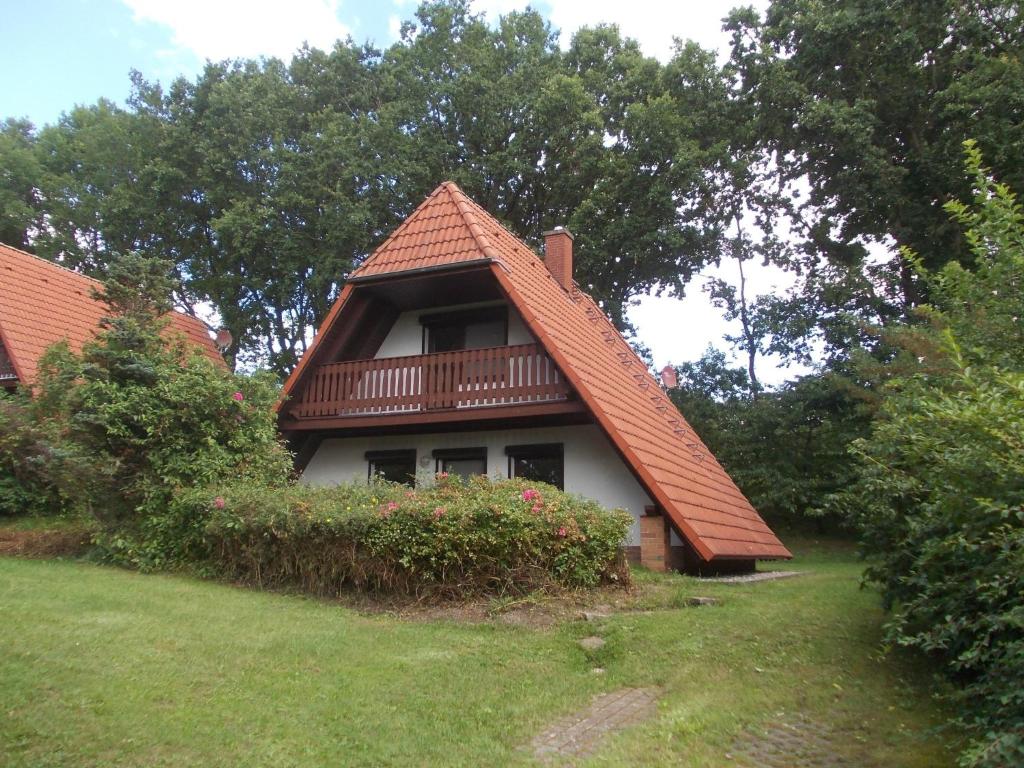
[0,242,224,385]
[283,182,790,561]
[348,191,492,278]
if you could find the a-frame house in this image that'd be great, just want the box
[279,182,790,572]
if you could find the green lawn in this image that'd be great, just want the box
[0,536,956,767]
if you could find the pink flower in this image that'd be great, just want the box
[433,507,445,520]
[557,527,567,538]
[232,391,245,402]
[379,501,399,519]
[213,496,226,509]
[531,503,543,514]
[386,501,399,512]
[405,491,416,499]
[522,489,540,502]
[437,472,449,480]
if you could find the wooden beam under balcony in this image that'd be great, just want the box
[279,400,589,434]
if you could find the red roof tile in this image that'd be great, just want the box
[283,183,790,561]
[0,243,224,384]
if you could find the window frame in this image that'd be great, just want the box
[432,447,488,478]
[505,443,564,490]
[365,449,417,486]
[419,306,509,354]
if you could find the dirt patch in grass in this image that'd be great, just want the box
[332,587,632,629]
[333,577,716,629]
[0,524,92,557]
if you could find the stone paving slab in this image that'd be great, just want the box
[530,687,658,763]
[701,570,804,584]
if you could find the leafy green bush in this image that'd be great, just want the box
[845,358,1024,766]
[178,475,633,596]
[833,146,1024,766]
[19,255,293,565]
[0,390,107,517]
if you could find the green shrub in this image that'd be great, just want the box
[832,146,1024,766]
[20,255,293,567]
[844,359,1024,766]
[0,391,107,517]
[178,475,633,596]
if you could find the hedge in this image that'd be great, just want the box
[174,475,633,597]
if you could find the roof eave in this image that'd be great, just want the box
[346,258,496,284]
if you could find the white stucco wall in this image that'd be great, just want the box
[301,423,651,545]
[373,300,533,359]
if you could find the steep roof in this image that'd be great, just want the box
[0,242,224,384]
[348,186,496,277]
[284,182,790,561]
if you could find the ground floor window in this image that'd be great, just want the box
[506,443,564,490]
[366,449,417,486]
[433,447,487,480]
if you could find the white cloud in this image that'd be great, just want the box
[121,0,351,62]
[462,0,766,62]
[544,0,768,62]
[470,0,534,20]
[627,260,808,387]
[388,14,403,39]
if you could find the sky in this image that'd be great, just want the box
[0,0,804,384]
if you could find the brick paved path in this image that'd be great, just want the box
[530,687,658,762]
[729,717,849,767]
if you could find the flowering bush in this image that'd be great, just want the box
[177,475,633,596]
[17,255,293,567]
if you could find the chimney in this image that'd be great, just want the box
[543,226,574,291]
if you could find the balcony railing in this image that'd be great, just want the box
[293,343,570,419]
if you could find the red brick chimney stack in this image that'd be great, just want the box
[543,226,574,291]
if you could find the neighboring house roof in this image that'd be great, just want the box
[283,182,791,562]
[0,242,224,385]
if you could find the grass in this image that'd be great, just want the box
[0,533,957,767]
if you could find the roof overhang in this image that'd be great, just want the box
[346,258,497,284]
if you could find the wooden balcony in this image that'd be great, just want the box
[284,343,581,431]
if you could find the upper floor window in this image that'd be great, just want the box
[421,306,507,353]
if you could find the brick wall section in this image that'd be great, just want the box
[640,512,671,572]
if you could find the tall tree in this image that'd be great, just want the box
[0,119,43,250]
[0,1,743,371]
[726,0,1024,315]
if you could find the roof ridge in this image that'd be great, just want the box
[442,182,502,262]
[0,241,209,330]
[0,242,103,287]
[0,242,223,383]
[350,183,459,277]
